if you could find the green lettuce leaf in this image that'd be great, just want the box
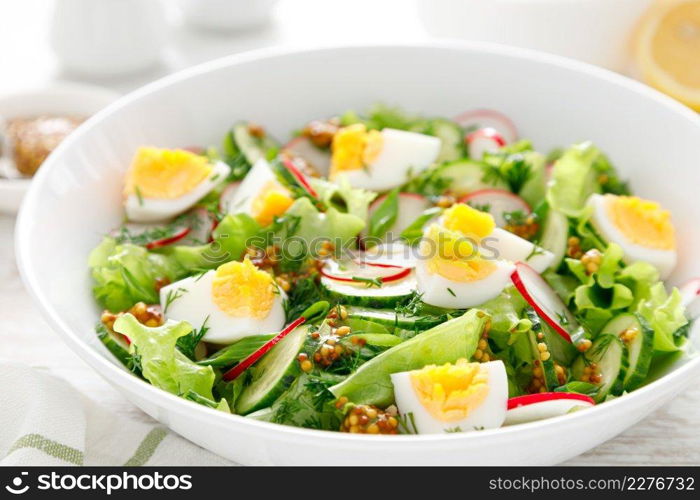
[162,213,261,272]
[546,142,602,217]
[113,314,216,400]
[329,309,487,407]
[282,197,366,248]
[638,284,687,352]
[88,238,182,312]
[309,176,377,222]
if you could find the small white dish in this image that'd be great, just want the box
[0,83,119,214]
[16,43,700,465]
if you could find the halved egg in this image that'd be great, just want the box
[441,203,554,272]
[159,258,286,344]
[330,124,441,191]
[124,147,230,222]
[391,359,508,434]
[415,223,514,308]
[587,193,677,279]
[225,158,295,226]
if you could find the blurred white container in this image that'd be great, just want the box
[419,0,653,72]
[51,0,168,77]
[177,0,279,32]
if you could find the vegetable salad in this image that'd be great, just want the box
[89,105,695,435]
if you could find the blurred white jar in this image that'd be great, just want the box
[177,0,279,32]
[51,0,168,77]
[419,0,653,72]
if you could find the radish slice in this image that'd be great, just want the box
[219,182,241,213]
[511,262,578,343]
[110,222,191,250]
[459,189,531,227]
[466,127,506,160]
[679,278,700,320]
[453,109,518,143]
[282,136,331,177]
[320,258,411,285]
[222,316,307,381]
[180,207,217,246]
[281,156,318,199]
[365,192,431,240]
[505,392,595,425]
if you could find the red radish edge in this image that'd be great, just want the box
[222,316,307,381]
[320,264,412,284]
[282,156,318,198]
[510,262,574,343]
[453,109,518,141]
[507,392,595,410]
[145,227,191,250]
[459,188,531,213]
[466,127,507,147]
[680,278,700,297]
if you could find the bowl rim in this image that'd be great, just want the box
[16,40,700,445]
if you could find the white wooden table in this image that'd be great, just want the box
[1,0,699,466]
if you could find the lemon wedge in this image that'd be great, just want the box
[635,0,700,110]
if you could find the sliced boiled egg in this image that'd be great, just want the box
[124,147,230,222]
[391,359,508,434]
[485,228,554,273]
[225,158,295,226]
[415,224,514,308]
[329,124,441,191]
[441,203,553,273]
[587,193,677,279]
[159,258,285,344]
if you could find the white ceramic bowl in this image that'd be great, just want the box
[0,83,119,214]
[16,43,700,465]
[419,0,653,72]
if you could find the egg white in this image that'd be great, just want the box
[484,228,555,273]
[415,256,514,309]
[125,161,230,223]
[225,158,280,215]
[159,270,286,345]
[391,360,508,434]
[339,128,441,192]
[587,193,677,279]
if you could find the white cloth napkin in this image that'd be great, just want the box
[0,361,233,466]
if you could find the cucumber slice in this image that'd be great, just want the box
[571,334,624,402]
[539,207,568,270]
[601,313,654,391]
[430,119,465,163]
[235,325,308,415]
[346,307,447,331]
[526,310,559,390]
[436,160,508,196]
[96,324,131,366]
[232,122,278,165]
[321,275,416,308]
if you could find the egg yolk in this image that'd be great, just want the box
[606,195,676,250]
[211,258,276,319]
[421,224,496,282]
[251,181,294,226]
[410,359,489,422]
[329,124,383,178]
[124,147,213,199]
[442,203,496,240]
